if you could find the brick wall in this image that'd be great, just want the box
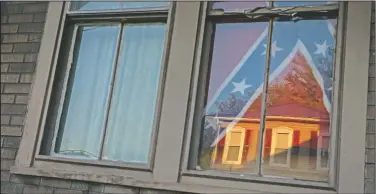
[0,1,375,194]
[1,0,44,187]
[365,3,375,194]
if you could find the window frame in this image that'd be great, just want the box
[184,2,343,185]
[222,127,246,165]
[13,0,175,171]
[269,127,293,168]
[180,1,371,193]
[43,22,170,169]
[12,1,371,194]
[36,2,172,171]
[182,1,341,188]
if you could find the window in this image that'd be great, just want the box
[40,1,170,166]
[270,127,293,167]
[12,1,371,193]
[190,0,338,183]
[222,127,245,165]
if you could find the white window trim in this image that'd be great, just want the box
[269,127,293,168]
[11,2,372,194]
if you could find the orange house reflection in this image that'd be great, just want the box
[209,52,331,181]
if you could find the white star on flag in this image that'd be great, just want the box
[262,41,283,58]
[231,78,251,95]
[314,40,329,57]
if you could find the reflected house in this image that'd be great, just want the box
[209,51,331,180]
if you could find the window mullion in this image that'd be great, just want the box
[98,23,124,160]
[153,1,202,183]
[50,25,80,156]
[255,18,275,177]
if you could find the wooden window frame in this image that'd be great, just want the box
[37,2,171,169]
[12,2,371,194]
[269,127,293,168]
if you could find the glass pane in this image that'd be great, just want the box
[262,18,337,181]
[212,1,269,10]
[197,21,269,173]
[227,146,240,161]
[276,133,289,148]
[320,136,329,168]
[274,148,288,164]
[320,150,329,167]
[230,132,242,145]
[102,23,166,163]
[70,1,169,11]
[54,25,120,159]
[273,1,337,7]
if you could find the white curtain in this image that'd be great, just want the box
[55,25,120,159]
[103,24,166,163]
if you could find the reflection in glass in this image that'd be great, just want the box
[212,1,269,10]
[195,15,337,181]
[319,136,329,168]
[54,25,120,159]
[197,22,269,173]
[103,24,166,163]
[261,18,337,181]
[70,1,169,11]
[273,1,337,7]
[273,132,289,164]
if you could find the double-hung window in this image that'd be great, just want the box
[38,2,171,168]
[188,0,339,183]
[12,1,372,193]
[180,1,370,193]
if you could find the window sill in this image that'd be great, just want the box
[181,170,336,194]
[11,161,336,194]
[10,165,262,194]
[35,155,150,171]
